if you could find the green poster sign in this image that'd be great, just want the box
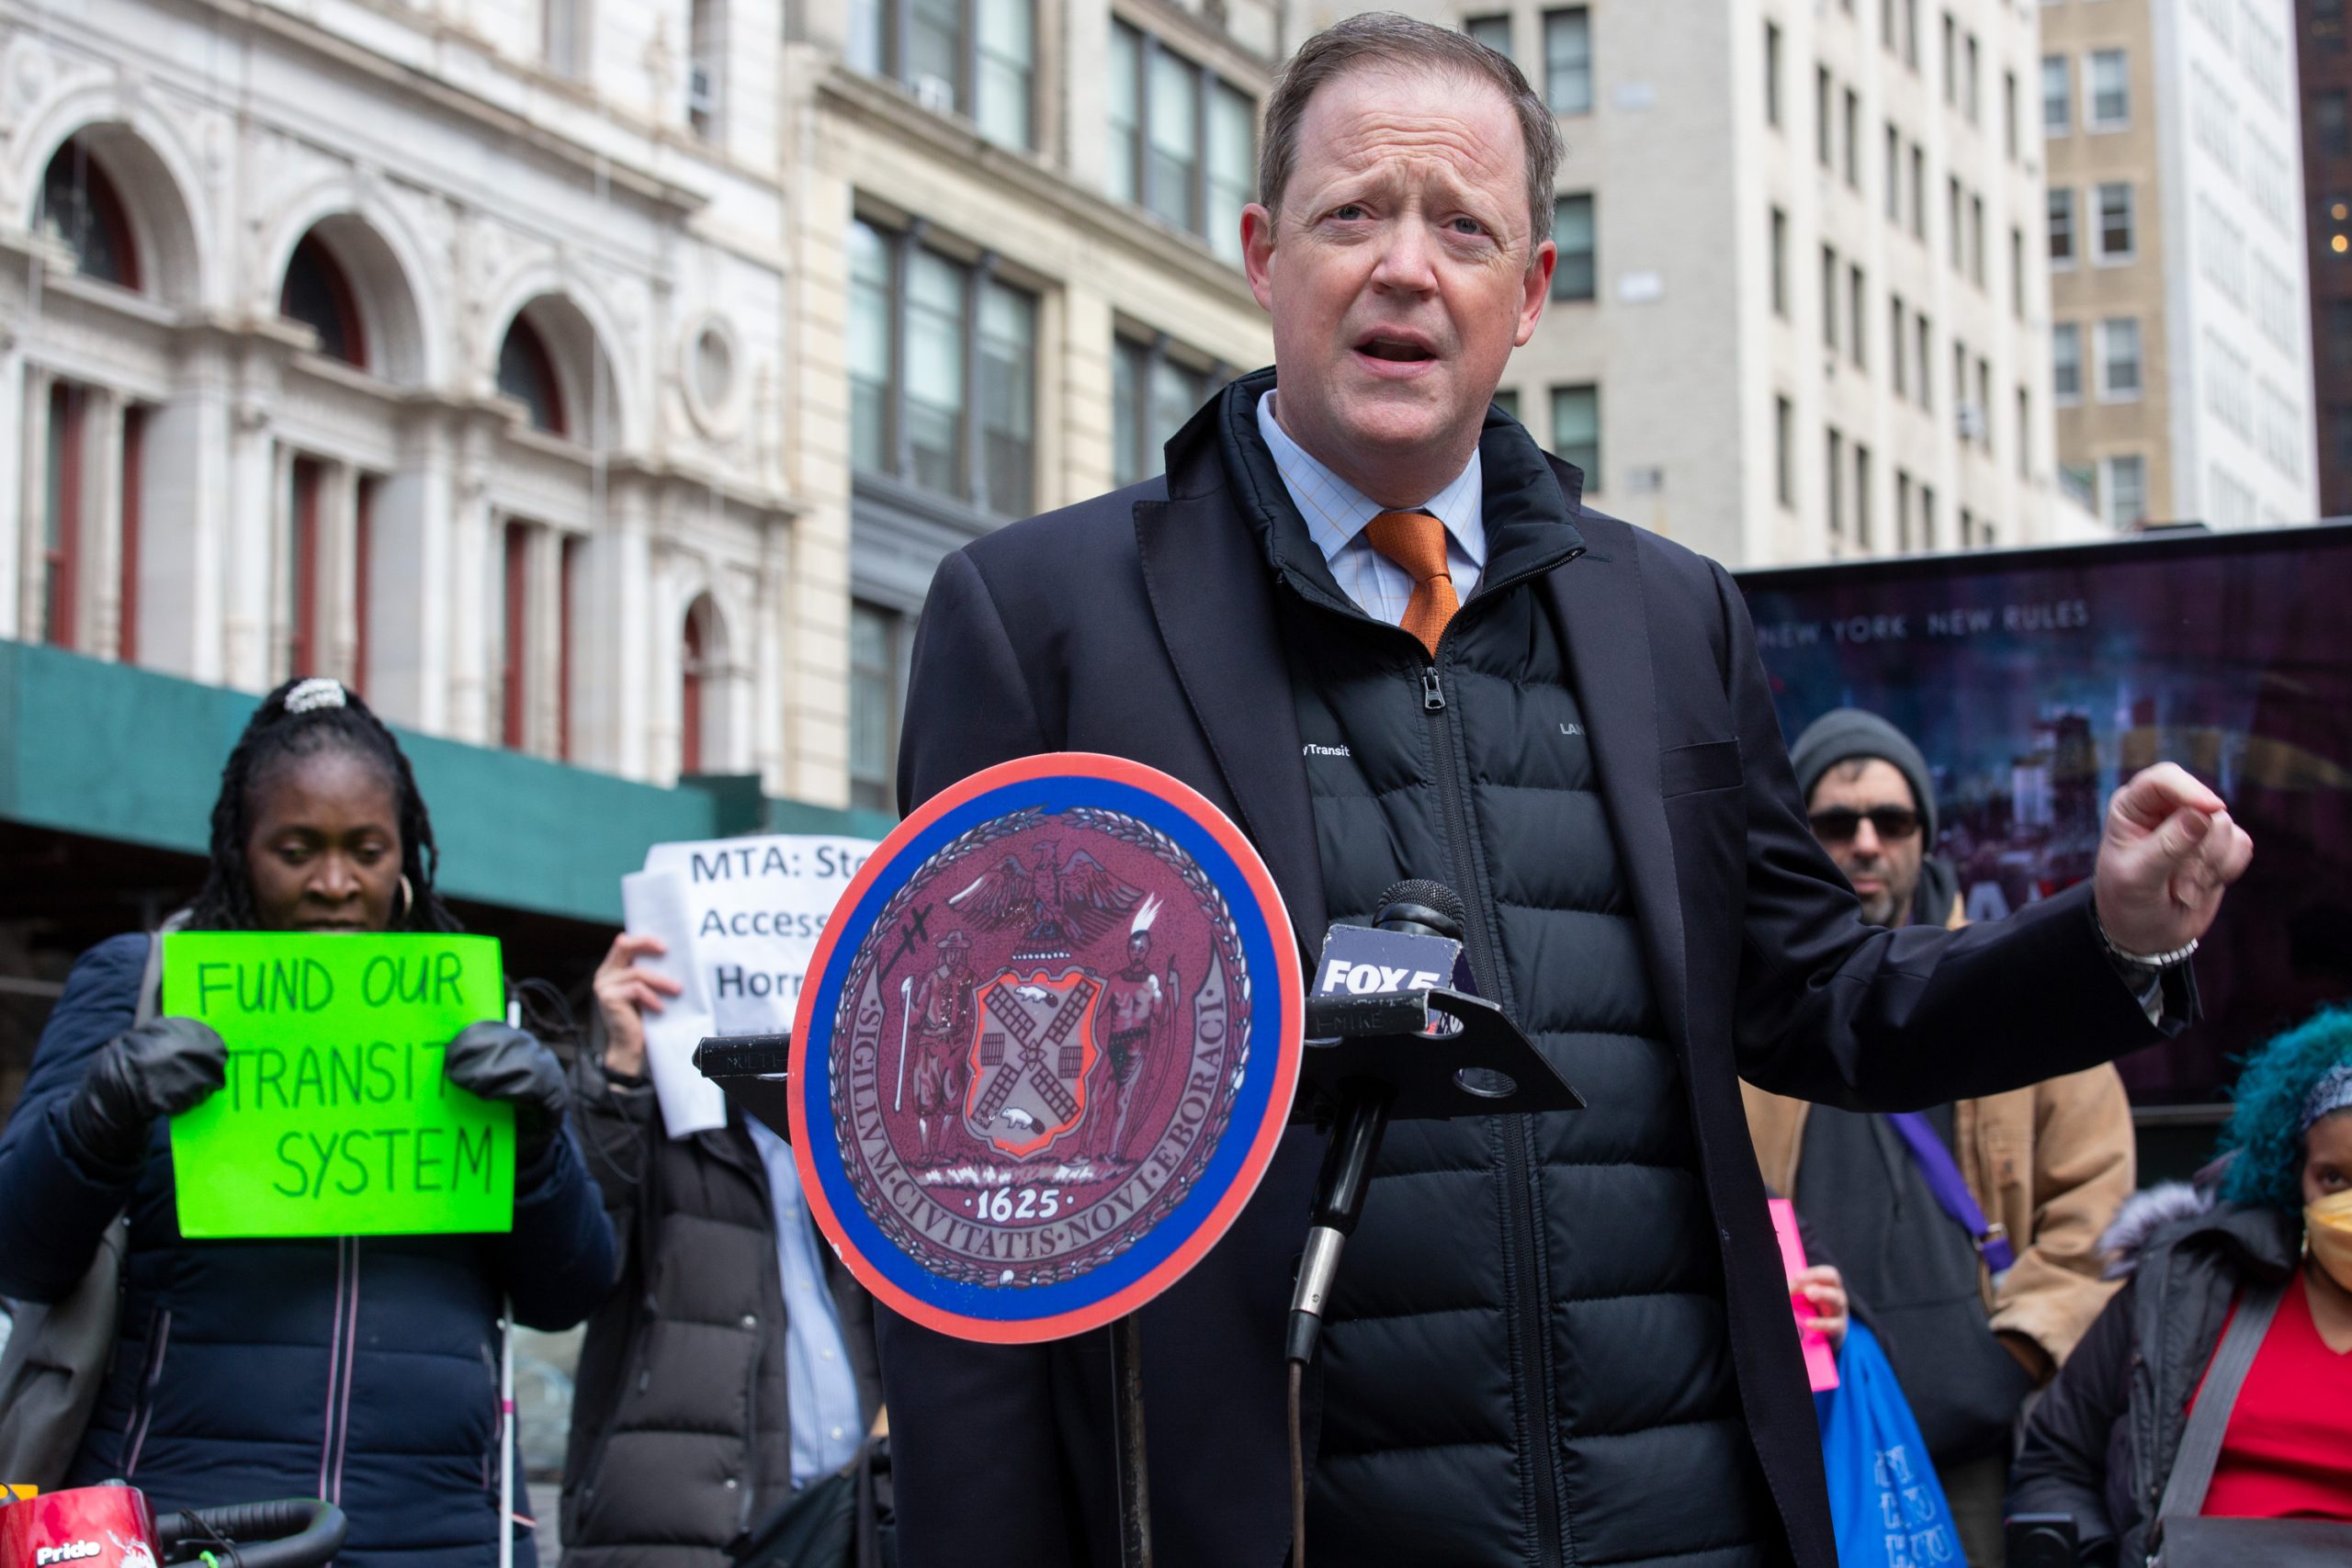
[164,932,514,1238]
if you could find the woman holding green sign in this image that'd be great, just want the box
[0,677,616,1566]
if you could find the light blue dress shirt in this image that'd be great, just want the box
[746,1118,865,1488]
[1255,390,1487,622]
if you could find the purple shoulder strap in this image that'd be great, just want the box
[1885,1111,2018,1275]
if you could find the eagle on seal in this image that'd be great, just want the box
[947,841,1144,956]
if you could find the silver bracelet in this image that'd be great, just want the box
[2093,909,2199,970]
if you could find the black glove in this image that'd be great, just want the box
[444,1021,571,1164]
[64,1016,229,1174]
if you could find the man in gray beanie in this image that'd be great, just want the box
[1787,706,1953,928]
[1747,707,2136,1567]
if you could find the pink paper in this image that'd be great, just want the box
[1770,1198,1840,1393]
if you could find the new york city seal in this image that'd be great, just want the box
[790,754,1303,1343]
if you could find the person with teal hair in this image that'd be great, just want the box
[2007,1006,2352,1564]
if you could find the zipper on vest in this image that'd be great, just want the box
[1420,657,1566,1567]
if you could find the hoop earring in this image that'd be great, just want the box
[397,874,414,929]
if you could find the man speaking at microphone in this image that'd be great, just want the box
[879,14,2253,1568]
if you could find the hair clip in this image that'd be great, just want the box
[285,677,349,716]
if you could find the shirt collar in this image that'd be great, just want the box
[1256,391,1487,572]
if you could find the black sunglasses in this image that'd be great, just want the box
[1808,807,1922,843]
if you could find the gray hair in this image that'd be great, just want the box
[1258,12,1564,251]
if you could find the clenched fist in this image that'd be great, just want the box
[2091,763,2255,957]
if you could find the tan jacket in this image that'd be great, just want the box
[1741,895,2136,1377]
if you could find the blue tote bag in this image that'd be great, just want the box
[1813,1321,1963,1568]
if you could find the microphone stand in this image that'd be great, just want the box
[1281,987,1584,1563]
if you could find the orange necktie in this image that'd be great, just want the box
[1363,510,1459,658]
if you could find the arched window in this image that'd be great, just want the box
[498,316,567,435]
[681,596,714,775]
[38,139,138,289]
[279,231,367,368]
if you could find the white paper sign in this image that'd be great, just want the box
[628,835,878,1137]
[621,870,724,1137]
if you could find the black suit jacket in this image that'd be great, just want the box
[881,384,2176,1568]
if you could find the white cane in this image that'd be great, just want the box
[500,998,519,1568]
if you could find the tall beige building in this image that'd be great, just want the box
[2041,0,2316,530]
[1297,0,2064,566]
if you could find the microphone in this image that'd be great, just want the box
[1285,879,1468,1366]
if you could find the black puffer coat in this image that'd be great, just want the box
[2006,1187,2301,1567]
[0,933,616,1568]
[560,1051,882,1566]
[1258,412,1778,1566]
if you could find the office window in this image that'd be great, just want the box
[856,0,1035,149]
[1891,295,1908,395]
[1545,9,1592,116]
[2004,69,2018,158]
[1771,206,1789,317]
[1916,312,1933,408]
[849,603,902,813]
[500,521,529,749]
[2101,454,2146,527]
[2087,49,2129,129]
[1205,86,1254,265]
[36,138,140,290]
[2097,182,2134,259]
[2042,55,2070,133]
[1941,13,1956,103]
[2017,387,2031,477]
[1146,46,1200,232]
[1551,385,1600,489]
[1553,194,1596,301]
[1884,123,1902,219]
[1910,143,1926,238]
[1817,67,1834,167]
[2099,318,2143,399]
[1827,427,1845,537]
[849,218,1037,515]
[2010,226,2024,318]
[1822,245,1839,353]
[1766,22,1782,126]
[1844,89,1860,186]
[688,0,722,138]
[1775,395,1795,506]
[1964,32,1979,122]
[1953,339,1969,420]
[1849,264,1866,368]
[498,317,566,435]
[1493,388,1520,420]
[977,283,1035,516]
[1855,444,1873,547]
[2052,322,2081,402]
[1466,14,1512,56]
[1920,484,1937,548]
[1948,176,1963,270]
[2320,92,2351,156]
[280,231,367,370]
[1896,468,1913,551]
[545,0,584,76]
[1904,0,1919,68]
[1114,335,1211,487]
[1881,0,1896,52]
[2049,187,2076,264]
[39,383,85,647]
[1976,356,1992,447]
[1971,193,1985,286]
[1107,24,1253,264]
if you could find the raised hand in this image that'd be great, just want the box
[592,931,684,1078]
[2091,762,2255,957]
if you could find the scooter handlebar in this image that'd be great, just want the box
[155,1498,348,1568]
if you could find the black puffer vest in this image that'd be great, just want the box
[1220,389,1782,1567]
